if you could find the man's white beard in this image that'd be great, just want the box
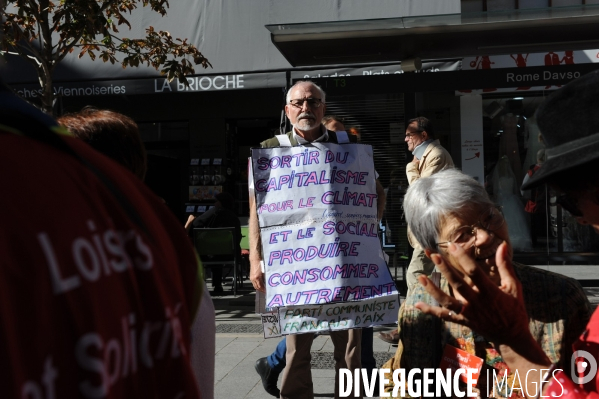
[294,120,318,132]
[293,112,319,132]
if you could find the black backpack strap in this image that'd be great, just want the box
[329,130,358,143]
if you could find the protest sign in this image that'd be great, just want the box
[262,296,398,337]
[261,313,283,339]
[253,144,377,227]
[251,142,399,336]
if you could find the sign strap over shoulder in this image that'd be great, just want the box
[335,130,350,144]
[275,134,292,147]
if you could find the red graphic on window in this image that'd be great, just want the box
[469,56,497,92]
[545,51,565,89]
[469,55,495,70]
[511,53,529,68]
[511,54,530,90]
[561,50,575,65]
[545,51,560,66]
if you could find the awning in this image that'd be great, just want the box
[266,5,599,67]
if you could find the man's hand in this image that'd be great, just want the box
[415,242,530,346]
[184,214,195,232]
[250,262,266,293]
[248,193,266,293]
[412,155,420,164]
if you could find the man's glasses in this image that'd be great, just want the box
[405,130,422,138]
[436,206,504,249]
[289,98,323,109]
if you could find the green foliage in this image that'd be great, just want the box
[1,0,211,113]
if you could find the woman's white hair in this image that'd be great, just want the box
[403,169,495,250]
[285,81,326,104]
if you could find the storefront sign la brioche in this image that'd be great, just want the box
[251,142,400,337]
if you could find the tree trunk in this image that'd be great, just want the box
[40,72,54,116]
[36,58,55,116]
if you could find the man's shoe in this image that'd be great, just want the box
[254,357,280,397]
[378,330,399,344]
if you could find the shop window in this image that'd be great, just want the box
[461,0,584,12]
[461,0,485,12]
[519,0,550,8]
[325,93,408,256]
[228,118,279,217]
[138,121,189,142]
[552,0,585,5]
[481,95,599,253]
[486,0,518,10]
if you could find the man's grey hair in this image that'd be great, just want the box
[286,81,326,104]
[404,169,495,250]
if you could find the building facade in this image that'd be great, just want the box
[5,0,599,264]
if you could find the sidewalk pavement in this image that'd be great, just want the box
[211,265,599,398]
[212,283,400,399]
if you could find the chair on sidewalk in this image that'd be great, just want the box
[193,227,241,295]
[240,225,250,279]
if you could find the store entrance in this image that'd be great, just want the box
[480,93,599,256]
[227,118,280,217]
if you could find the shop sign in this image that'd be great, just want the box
[292,60,461,80]
[454,64,594,95]
[12,71,287,99]
[154,74,245,92]
[457,50,599,93]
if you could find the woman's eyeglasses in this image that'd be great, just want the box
[436,206,504,249]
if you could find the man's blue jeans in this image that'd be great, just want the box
[266,327,376,373]
[267,337,287,373]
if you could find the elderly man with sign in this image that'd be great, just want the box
[249,81,392,399]
[254,115,382,398]
[381,169,589,398]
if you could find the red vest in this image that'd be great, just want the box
[0,132,201,398]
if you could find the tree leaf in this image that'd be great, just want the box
[3,0,211,115]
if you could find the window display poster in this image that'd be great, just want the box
[189,185,222,201]
[460,95,485,182]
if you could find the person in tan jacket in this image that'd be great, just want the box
[379,116,454,345]
[404,117,454,288]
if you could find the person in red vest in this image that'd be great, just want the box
[0,82,205,398]
[57,106,216,398]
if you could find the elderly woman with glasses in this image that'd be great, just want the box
[382,169,591,398]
